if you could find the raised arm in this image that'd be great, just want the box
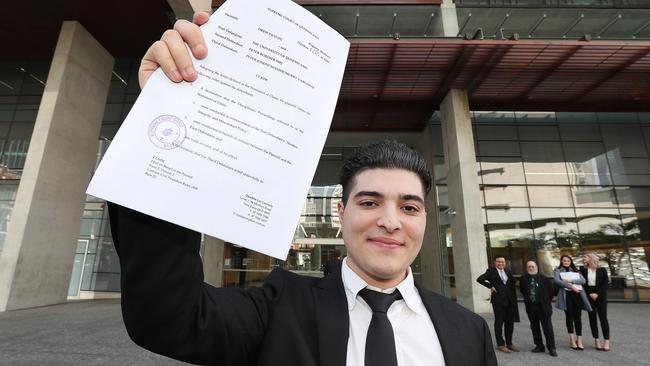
[108,203,276,365]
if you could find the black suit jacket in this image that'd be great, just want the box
[580,266,608,301]
[476,267,520,322]
[519,274,554,317]
[109,203,497,366]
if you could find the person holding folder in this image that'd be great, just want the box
[108,11,498,366]
[554,254,592,350]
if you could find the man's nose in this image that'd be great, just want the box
[377,206,401,232]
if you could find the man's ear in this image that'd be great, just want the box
[337,201,345,224]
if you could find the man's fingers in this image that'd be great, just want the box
[193,11,210,26]
[161,29,197,81]
[139,41,183,89]
[174,18,208,60]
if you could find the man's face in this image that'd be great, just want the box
[494,257,506,270]
[526,261,538,275]
[338,168,426,289]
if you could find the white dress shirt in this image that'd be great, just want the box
[498,269,508,284]
[588,269,596,286]
[341,257,446,366]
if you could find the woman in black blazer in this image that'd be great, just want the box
[581,253,610,351]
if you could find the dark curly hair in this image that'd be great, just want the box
[339,139,432,204]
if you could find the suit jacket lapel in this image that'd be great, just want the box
[415,282,459,366]
[312,262,349,366]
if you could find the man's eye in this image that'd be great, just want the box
[359,201,376,207]
[403,205,419,212]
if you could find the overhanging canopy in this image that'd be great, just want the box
[333,38,650,130]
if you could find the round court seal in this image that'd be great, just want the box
[148,115,186,149]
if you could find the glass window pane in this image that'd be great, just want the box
[531,208,580,276]
[486,208,534,275]
[572,186,618,208]
[478,141,520,157]
[559,123,601,141]
[620,207,650,299]
[528,186,573,207]
[563,142,612,186]
[436,185,448,207]
[601,124,647,158]
[431,124,444,156]
[515,111,555,124]
[576,208,623,250]
[473,111,516,124]
[433,156,447,184]
[483,185,527,207]
[522,142,569,185]
[475,125,517,140]
[617,187,650,209]
[479,158,525,185]
[517,125,559,141]
[556,112,597,124]
[486,208,535,273]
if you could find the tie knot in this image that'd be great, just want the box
[359,288,402,314]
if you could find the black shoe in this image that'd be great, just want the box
[531,346,545,353]
[549,349,558,357]
[577,346,584,351]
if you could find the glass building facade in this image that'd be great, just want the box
[2,0,650,309]
[434,111,650,301]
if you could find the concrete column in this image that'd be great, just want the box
[203,236,225,287]
[440,89,491,313]
[440,0,460,37]
[415,125,443,294]
[0,22,113,311]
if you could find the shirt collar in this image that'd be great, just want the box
[341,257,427,316]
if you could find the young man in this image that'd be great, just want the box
[476,255,520,353]
[110,13,497,366]
[519,260,557,357]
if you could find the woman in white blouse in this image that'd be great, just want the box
[580,253,610,351]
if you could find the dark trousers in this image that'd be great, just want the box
[587,295,610,339]
[527,303,555,350]
[493,303,515,346]
[564,291,583,335]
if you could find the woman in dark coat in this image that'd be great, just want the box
[581,252,611,351]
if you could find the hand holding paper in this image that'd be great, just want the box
[88,0,349,260]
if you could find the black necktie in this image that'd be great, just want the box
[358,288,402,366]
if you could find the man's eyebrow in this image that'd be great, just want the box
[352,191,425,205]
[353,190,382,199]
[400,194,425,205]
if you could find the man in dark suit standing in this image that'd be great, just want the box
[520,260,557,357]
[477,255,520,353]
[109,17,499,364]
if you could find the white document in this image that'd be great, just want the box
[560,272,583,291]
[87,0,349,259]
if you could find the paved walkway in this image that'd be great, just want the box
[0,299,648,365]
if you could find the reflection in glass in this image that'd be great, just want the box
[223,243,347,288]
[576,208,628,300]
[483,185,527,207]
[572,186,618,208]
[479,157,525,185]
[521,142,569,185]
[528,186,573,207]
[563,141,611,185]
[294,185,342,240]
[531,208,579,276]
[620,208,650,300]
[486,208,534,274]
